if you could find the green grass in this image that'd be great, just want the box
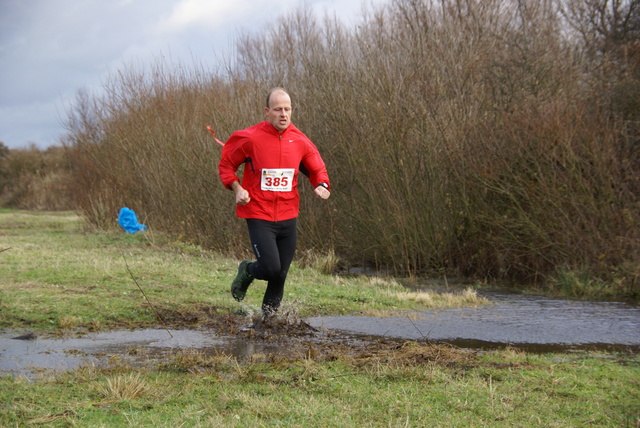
[2,345,638,427]
[0,209,487,331]
[1,210,638,427]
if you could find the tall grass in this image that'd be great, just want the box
[62,0,639,295]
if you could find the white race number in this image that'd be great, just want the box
[261,168,295,192]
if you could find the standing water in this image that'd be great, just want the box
[2,291,638,376]
[306,290,640,352]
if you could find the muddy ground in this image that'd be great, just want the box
[3,300,639,377]
[2,307,488,377]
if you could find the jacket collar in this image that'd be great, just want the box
[263,120,296,136]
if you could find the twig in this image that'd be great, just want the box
[121,251,173,338]
[406,315,428,340]
[0,247,11,253]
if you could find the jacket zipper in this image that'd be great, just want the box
[273,134,282,222]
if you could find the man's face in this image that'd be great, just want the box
[265,91,292,132]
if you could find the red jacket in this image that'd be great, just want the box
[218,121,330,221]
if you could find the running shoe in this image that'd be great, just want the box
[231,260,254,301]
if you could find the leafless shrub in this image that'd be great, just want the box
[63,0,639,295]
[0,144,75,210]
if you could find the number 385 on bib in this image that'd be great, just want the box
[261,168,295,192]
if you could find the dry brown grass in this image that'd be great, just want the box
[387,287,490,309]
[296,249,342,275]
[58,315,82,329]
[96,372,148,401]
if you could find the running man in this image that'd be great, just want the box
[218,87,331,318]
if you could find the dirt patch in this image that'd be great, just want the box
[157,304,324,337]
[157,304,242,333]
[161,308,485,370]
[6,300,636,378]
[1,306,482,377]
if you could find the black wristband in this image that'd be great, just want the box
[317,182,329,190]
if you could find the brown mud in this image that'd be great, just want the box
[3,297,639,377]
[1,305,488,378]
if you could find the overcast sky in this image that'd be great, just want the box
[0,0,386,149]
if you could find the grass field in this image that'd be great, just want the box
[1,210,638,427]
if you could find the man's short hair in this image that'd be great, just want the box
[266,87,289,108]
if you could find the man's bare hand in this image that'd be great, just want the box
[314,186,330,200]
[232,182,251,205]
[236,189,250,205]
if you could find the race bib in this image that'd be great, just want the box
[261,168,295,192]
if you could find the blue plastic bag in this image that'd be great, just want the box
[118,207,147,233]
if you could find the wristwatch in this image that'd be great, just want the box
[317,182,329,190]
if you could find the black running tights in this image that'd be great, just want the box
[245,218,297,314]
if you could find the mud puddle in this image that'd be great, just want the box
[307,291,640,352]
[3,292,639,377]
[0,329,295,377]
